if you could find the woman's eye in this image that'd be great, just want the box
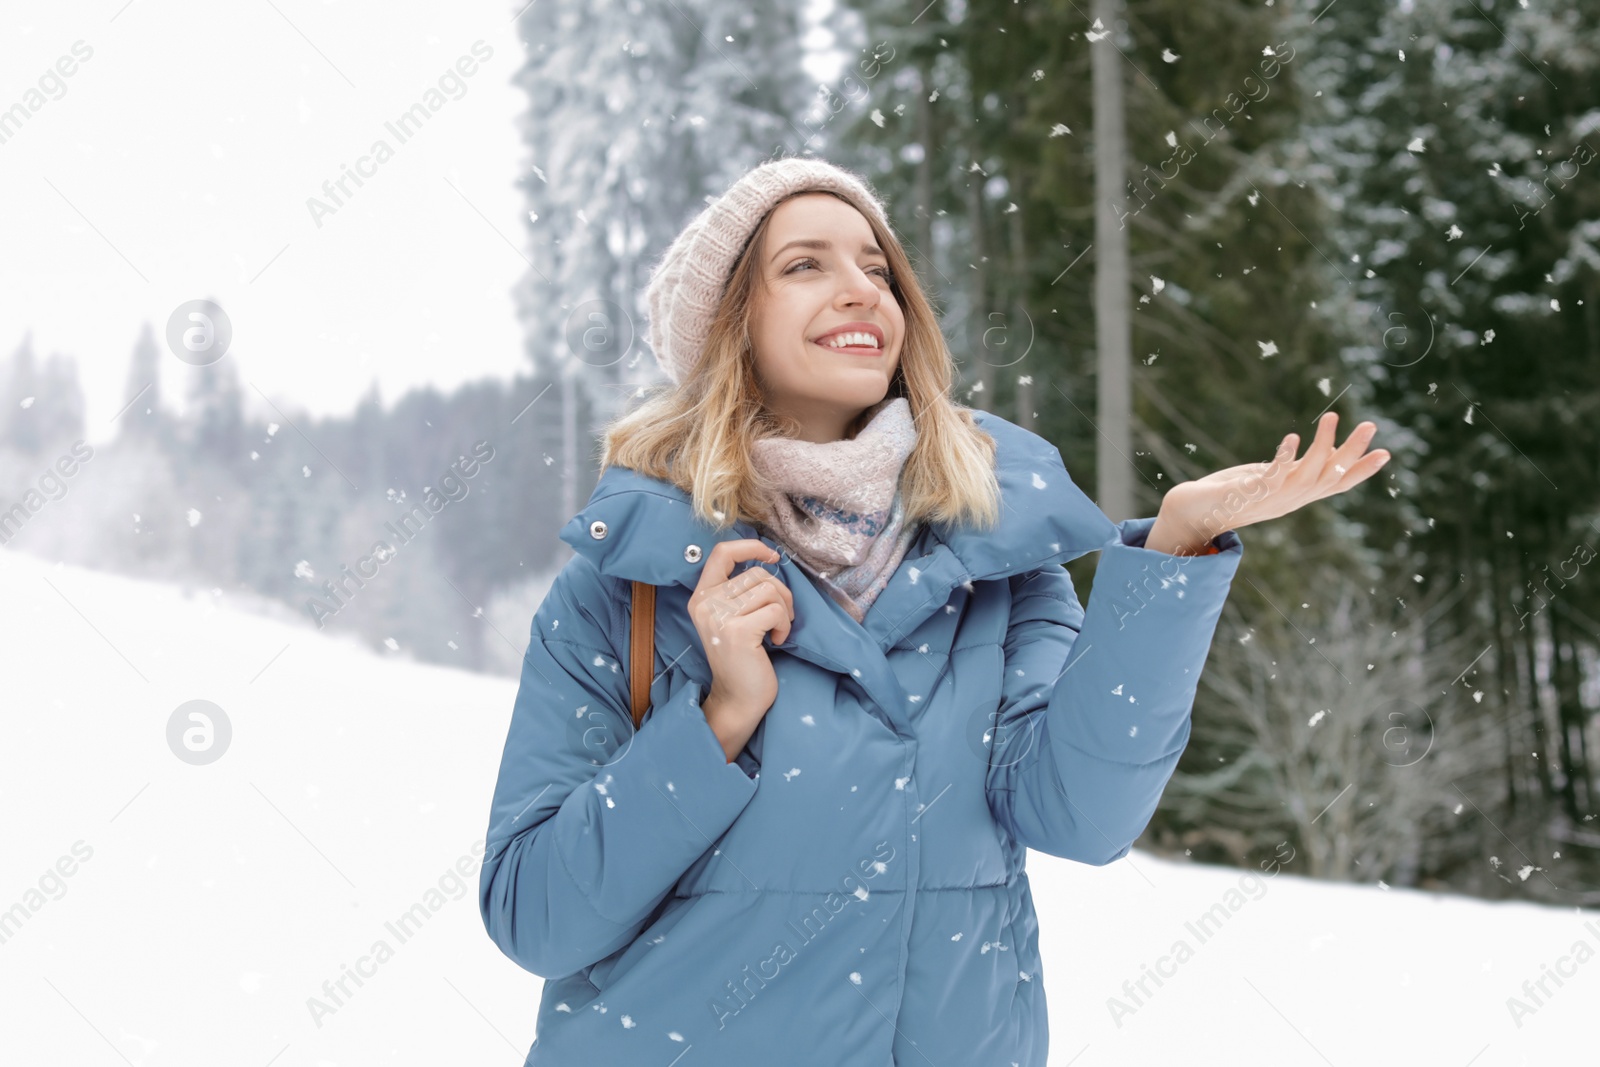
[786,258,892,281]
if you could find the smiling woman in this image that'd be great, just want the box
[607,158,1003,542]
[479,156,1250,1067]
[748,195,905,444]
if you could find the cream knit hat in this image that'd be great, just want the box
[644,157,892,386]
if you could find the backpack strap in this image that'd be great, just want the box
[629,580,656,729]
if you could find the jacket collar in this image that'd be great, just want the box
[559,411,1120,735]
[558,409,1118,592]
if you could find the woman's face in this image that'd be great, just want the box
[748,193,905,443]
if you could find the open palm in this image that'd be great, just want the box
[1170,411,1391,532]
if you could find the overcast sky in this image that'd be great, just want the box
[1,1,845,444]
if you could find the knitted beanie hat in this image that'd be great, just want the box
[644,157,893,386]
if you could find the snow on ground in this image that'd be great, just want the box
[1,550,1593,1065]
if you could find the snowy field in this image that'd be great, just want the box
[2,549,1593,1066]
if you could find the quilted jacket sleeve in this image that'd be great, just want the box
[478,564,760,980]
[985,516,1243,866]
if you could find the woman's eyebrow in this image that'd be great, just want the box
[768,238,887,262]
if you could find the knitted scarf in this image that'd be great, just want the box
[749,397,920,624]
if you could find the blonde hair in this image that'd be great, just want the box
[598,187,1001,536]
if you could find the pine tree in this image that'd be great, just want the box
[118,322,170,447]
[510,0,815,522]
[1,333,41,454]
[35,353,86,453]
[1303,0,1600,900]
[185,357,246,466]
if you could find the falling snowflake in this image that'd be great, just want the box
[1257,340,1279,358]
[1161,49,1179,63]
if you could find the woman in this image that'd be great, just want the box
[479,157,1389,1065]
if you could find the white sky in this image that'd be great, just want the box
[1,1,528,440]
[0,1,852,445]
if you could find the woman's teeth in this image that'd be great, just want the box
[817,332,880,349]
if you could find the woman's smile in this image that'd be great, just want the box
[809,339,885,357]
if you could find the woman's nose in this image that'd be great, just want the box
[839,270,879,306]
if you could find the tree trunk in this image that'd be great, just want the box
[1009,170,1034,431]
[1092,0,1132,521]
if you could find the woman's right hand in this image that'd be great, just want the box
[688,539,794,761]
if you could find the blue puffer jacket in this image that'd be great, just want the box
[479,409,1243,1065]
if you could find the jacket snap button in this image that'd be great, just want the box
[684,544,703,563]
[589,520,608,540]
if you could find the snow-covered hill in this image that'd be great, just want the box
[2,550,1591,1065]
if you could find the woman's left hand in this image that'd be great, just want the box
[1152,412,1391,551]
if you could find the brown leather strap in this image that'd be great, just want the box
[629,580,656,729]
